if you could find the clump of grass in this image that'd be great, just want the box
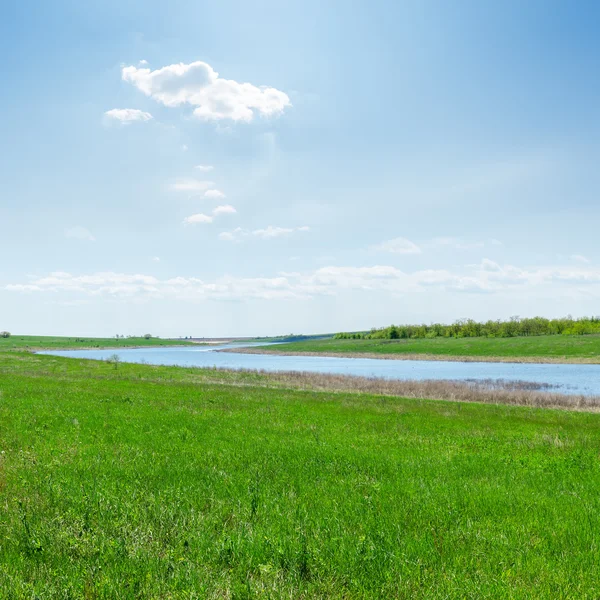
[223,369,600,411]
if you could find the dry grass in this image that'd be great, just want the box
[219,346,600,364]
[217,368,600,411]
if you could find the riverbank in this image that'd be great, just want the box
[220,346,600,365]
[3,350,600,597]
[230,334,600,364]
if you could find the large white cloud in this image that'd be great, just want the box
[121,61,291,122]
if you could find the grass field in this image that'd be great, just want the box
[2,352,600,597]
[0,335,193,351]
[249,334,600,363]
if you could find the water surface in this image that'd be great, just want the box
[39,342,600,396]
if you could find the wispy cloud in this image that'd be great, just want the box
[65,226,96,242]
[170,179,215,192]
[212,205,237,216]
[371,237,421,254]
[104,108,153,124]
[204,189,226,199]
[195,165,214,172]
[571,254,591,264]
[184,204,237,225]
[9,260,600,302]
[183,213,213,225]
[220,225,310,242]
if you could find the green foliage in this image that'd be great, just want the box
[2,352,600,596]
[334,315,600,341]
[0,331,10,338]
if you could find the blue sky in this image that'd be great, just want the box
[2,0,600,337]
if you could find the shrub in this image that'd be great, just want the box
[0,331,10,338]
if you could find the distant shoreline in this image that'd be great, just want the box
[218,346,600,365]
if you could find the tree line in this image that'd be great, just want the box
[334,316,600,340]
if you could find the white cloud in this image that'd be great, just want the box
[183,213,213,225]
[151,256,161,262]
[204,189,226,199]
[372,237,421,254]
[212,205,237,216]
[195,165,214,172]
[8,260,600,302]
[427,237,485,250]
[183,205,236,226]
[121,60,291,122]
[104,108,153,124]
[374,236,503,254]
[182,144,188,152]
[65,226,96,242]
[170,179,215,192]
[571,254,591,264]
[220,225,310,242]
[138,59,148,66]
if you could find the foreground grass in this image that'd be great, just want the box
[1,353,600,597]
[261,334,600,363]
[0,335,193,351]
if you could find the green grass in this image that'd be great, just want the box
[1,352,600,597]
[0,335,193,351]
[272,334,600,361]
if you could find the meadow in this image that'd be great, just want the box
[0,335,193,351]
[247,334,600,363]
[2,351,600,598]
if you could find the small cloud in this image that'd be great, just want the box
[138,59,148,66]
[151,256,161,262]
[204,189,226,199]
[253,226,308,239]
[428,237,484,251]
[104,108,153,124]
[571,254,591,264]
[218,229,241,241]
[195,165,214,172]
[212,205,237,216]
[372,237,421,254]
[219,225,309,242]
[171,179,215,192]
[65,226,96,242]
[183,213,213,225]
[182,144,189,152]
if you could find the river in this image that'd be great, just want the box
[38,342,600,396]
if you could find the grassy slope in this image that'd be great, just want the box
[270,334,600,361]
[1,352,600,597]
[0,335,193,351]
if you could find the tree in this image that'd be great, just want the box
[0,331,10,338]
[143,333,152,340]
[388,325,400,339]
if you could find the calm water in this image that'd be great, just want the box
[38,342,600,396]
